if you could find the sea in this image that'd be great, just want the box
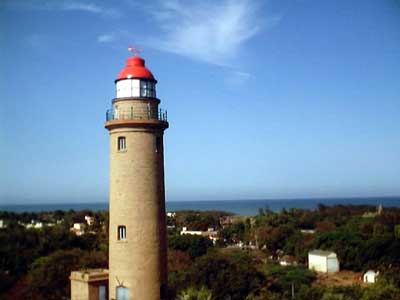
[1,197,399,216]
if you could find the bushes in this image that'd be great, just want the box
[28,249,107,300]
[177,286,213,300]
[171,250,264,300]
[169,234,213,259]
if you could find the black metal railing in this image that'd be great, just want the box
[106,108,167,122]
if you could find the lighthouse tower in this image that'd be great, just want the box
[105,52,168,300]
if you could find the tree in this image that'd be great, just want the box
[315,221,336,233]
[264,265,316,298]
[188,250,264,300]
[178,287,214,300]
[28,249,107,300]
[168,250,192,272]
[394,225,400,240]
[362,280,400,300]
[168,234,213,259]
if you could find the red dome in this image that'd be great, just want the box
[116,56,156,82]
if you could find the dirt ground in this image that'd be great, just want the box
[314,270,366,287]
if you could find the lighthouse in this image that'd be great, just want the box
[105,51,168,300]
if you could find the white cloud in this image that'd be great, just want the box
[60,2,122,18]
[97,33,115,43]
[3,0,121,18]
[62,2,102,14]
[142,0,278,66]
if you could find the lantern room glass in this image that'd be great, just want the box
[140,80,156,98]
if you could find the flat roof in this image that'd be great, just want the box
[70,269,109,282]
[309,249,336,257]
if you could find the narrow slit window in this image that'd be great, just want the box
[118,137,126,151]
[156,137,161,153]
[118,226,126,240]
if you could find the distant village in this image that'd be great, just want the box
[1,203,398,300]
[0,204,386,287]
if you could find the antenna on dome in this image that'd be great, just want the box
[128,46,142,56]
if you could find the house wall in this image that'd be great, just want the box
[308,254,327,272]
[70,272,108,300]
[327,257,339,273]
[364,273,376,283]
[71,280,89,300]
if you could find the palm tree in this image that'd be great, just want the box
[177,286,214,300]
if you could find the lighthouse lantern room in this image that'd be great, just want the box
[115,56,157,98]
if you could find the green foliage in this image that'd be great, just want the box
[257,224,298,255]
[3,206,400,300]
[175,211,231,231]
[0,210,108,298]
[169,234,213,259]
[394,225,400,239]
[177,286,214,300]
[187,250,264,300]
[28,249,107,300]
[264,264,316,298]
[362,280,400,300]
[218,220,253,245]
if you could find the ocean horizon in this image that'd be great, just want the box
[1,196,399,216]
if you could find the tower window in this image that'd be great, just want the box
[117,137,126,151]
[116,287,129,300]
[156,137,161,153]
[117,226,126,240]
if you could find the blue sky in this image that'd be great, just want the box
[1,0,399,204]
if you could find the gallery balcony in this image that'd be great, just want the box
[105,108,168,131]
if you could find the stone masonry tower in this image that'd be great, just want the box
[105,51,168,300]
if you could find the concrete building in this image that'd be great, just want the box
[363,270,379,283]
[70,223,85,236]
[70,269,109,300]
[105,52,169,300]
[308,250,339,273]
[300,229,316,234]
[26,221,43,229]
[85,215,95,226]
[180,227,203,236]
[180,227,219,244]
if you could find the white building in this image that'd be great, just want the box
[70,223,86,236]
[363,270,379,283]
[85,215,95,226]
[180,227,202,236]
[0,220,4,228]
[308,250,339,273]
[180,227,219,244]
[300,229,316,234]
[26,221,43,229]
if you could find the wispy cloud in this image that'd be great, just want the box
[62,2,103,14]
[97,33,115,43]
[60,2,122,18]
[142,0,279,66]
[3,0,121,18]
